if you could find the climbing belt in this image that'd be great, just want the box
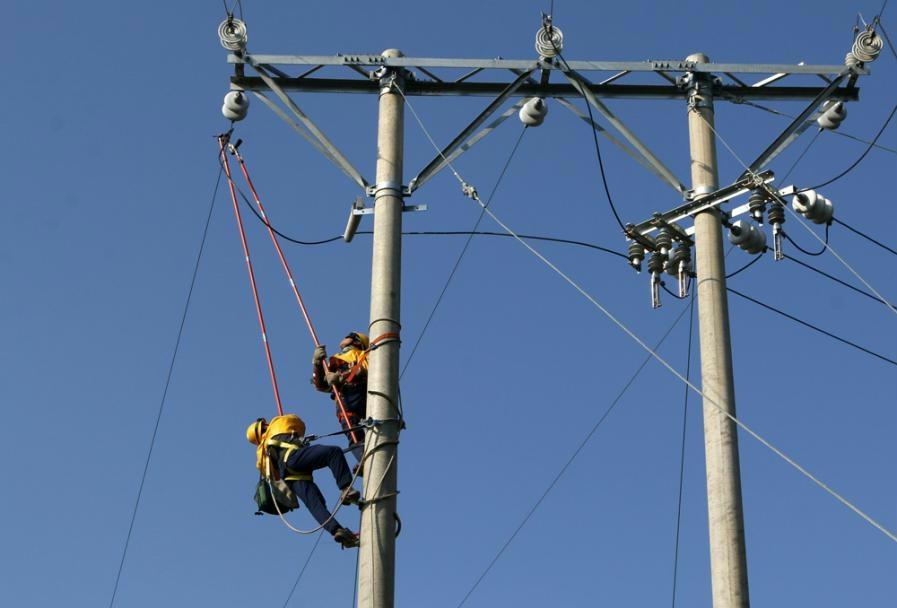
[218,134,284,416]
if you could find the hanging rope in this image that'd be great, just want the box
[230,144,359,443]
[218,134,284,416]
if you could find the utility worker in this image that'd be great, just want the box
[312,331,369,462]
[247,414,361,549]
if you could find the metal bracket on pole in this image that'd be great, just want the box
[407,66,538,193]
[248,56,372,190]
[353,205,428,215]
[630,170,775,239]
[560,69,688,194]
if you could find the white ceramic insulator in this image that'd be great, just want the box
[518,98,548,126]
[817,101,846,130]
[535,26,564,57]
[729,220,767,254]
[222,91,249,121]
[219,18,248,51]
[792,190,833,224]
[852,30,882,62]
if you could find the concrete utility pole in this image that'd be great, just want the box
[225,23,864,604]
[358,49,405,608]
[686,53,750,608]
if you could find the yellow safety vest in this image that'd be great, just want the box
[255,414,313,482]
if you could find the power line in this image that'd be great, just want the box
[108,166,222,607]
[802,100,897,191]
[832,217,897,256]
[556,50,627,232]
[696,112,897,319]
[671,294,695,608]
[727,287,897,366]
[725,251,765,279]
[782,224,830,257]
[401,83,897,545]
[400,126,528,380]
[247,206,893,353]
[735,100,897,155]
[783,253,897,309]
[281,531,324,608]
[456,300,695,608]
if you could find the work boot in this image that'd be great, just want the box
[333,527,359,549]
[340,486,361,506]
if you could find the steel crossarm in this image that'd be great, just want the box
[248,57,371,190]
[407,66,537,193]
[560,69,687,194]
[229,54,861,76]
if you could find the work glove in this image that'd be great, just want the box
[325,370,344,387]
[313,345,327,365]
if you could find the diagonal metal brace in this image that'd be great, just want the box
[408,100,526,194]
[407,66,537,193]
[741,72,847,177]
[556,97,683,193]
[248,56,371,190]
[560,69,687,194]
[251,91,351,174]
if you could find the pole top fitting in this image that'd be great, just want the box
[685,52,710,63]
[381,49,404,59]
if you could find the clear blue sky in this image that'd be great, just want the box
[4,1,895,606]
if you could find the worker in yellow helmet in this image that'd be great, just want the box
[312,331,370,461]
[247,414,361,548]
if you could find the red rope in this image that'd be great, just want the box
[218,136,284,416]
[232,148,359,443]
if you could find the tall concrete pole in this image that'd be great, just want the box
[685,53,750,608]
[357,49,405,608]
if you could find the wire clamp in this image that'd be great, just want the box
[461,182,478,200]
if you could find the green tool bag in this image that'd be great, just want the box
[254,478,299,516]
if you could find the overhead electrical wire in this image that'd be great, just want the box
[400,86,897,545]
[783,253,897,308]
[783,224,830,257]
[735,100,897,155]
[727,288,897,366]
[832,217,897,256]
[671,295,695,608]
[801,100,897,191]
[108,166,222,608]
[726,251,765,279]
[456,301,696,608]
[554,49,628,232]
[400,126,528,380]
[235,200,892,362]
[694,112,897,320]
[281,531,324,608]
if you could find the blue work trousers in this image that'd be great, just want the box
[286,444,353,535]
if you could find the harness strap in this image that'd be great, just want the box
[268,439,314,482]
[345,332,401,384]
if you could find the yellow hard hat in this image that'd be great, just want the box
[246,418,267,445]
[347,331,369,350]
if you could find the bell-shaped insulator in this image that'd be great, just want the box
[728,220,767,254]
[219,18,248,51]
[852,30,882,63]
[222,91,250,122]
[518,98,548,127]
[817,101,847,131]
[792,190,833,225]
